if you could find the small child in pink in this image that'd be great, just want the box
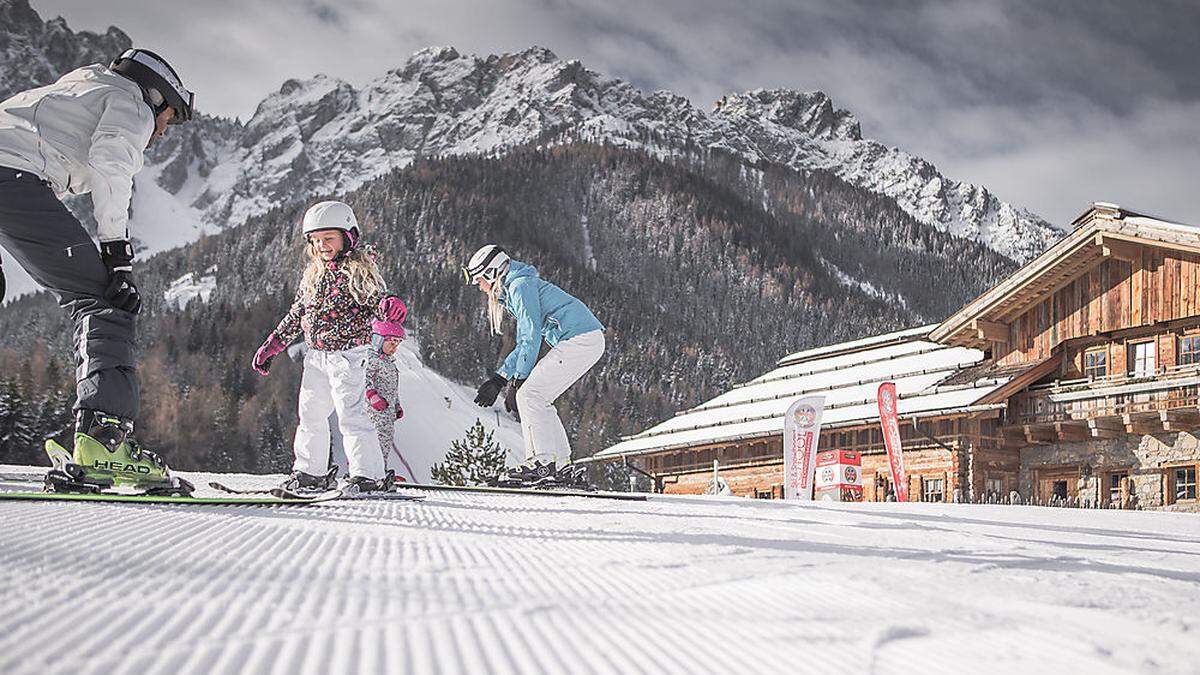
[365,297,417,482]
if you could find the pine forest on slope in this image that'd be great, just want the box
[0,145,1017,469]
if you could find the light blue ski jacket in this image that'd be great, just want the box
[497,260,603,380]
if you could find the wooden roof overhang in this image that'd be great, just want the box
[930,204,1200,350]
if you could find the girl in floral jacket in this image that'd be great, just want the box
[251,200,404,494]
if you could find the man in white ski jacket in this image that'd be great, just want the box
[0,49,194,484]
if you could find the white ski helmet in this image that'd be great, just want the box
[110,48,194,123]
[462,244,510,284]
[302,200,361,253]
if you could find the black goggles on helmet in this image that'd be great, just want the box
[112,49,195,124]
[462,247,506,284]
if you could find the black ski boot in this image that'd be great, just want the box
[342,469,395,495]
[489,459,557,488]
[553,463,591,490]
[280,466,338,494]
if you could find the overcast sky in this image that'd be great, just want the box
[38,0,1200,227]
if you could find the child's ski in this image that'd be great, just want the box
[209,481,279,495]
[211,481,424,502]
[396,482,649,501]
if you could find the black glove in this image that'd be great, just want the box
[0,256,5,304]
[504,378,524,414]
[100,240,141,314]
[474,374,506,407]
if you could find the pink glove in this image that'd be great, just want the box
[367,389,389,411]
[252,333,287,376]
[395,404,404,420]
[380,295,407,323]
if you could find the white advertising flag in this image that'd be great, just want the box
[783,395,826,500]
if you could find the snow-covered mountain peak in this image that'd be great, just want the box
[0,4,1061,283]
[244,73,356,147]
[156,43,1055,261]
[715,88,862,142]
[0,0,130,102]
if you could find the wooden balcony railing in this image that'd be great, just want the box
[1009,365,1200,426]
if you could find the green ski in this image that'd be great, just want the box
[0,489,344,506]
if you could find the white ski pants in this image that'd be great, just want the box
[293,345,386,480]
[516,329,605,466]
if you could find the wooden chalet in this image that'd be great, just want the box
[595,203,1200,510]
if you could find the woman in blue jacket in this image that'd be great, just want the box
[465,244,605,486]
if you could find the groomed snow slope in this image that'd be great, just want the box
[1,467,1197,675]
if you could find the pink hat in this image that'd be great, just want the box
[373,295,407,339]
[372,318,406,339]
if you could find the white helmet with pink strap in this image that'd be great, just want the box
[302,200,361,254]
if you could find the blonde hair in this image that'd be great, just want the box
[485,261,510,336]
[298,242,385,305]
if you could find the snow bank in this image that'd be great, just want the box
[389,337,525,481]
[163,267,218,311]
[324,336,526,482]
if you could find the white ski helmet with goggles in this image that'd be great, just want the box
[110,48,194,124]
[462,244,510,284]
[302,200,361,253]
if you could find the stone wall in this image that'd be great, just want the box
[1018,431,1200,509]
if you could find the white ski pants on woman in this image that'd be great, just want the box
[515,329,605,466]
[293,345,386,480]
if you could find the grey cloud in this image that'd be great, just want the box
[303,1,342,27]
[33,0,1200,226]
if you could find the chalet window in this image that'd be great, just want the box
[1172,466,1197,502]
[1108,472,1128,505]
[922,477,945,503]
[1083,348,1108,379]
[1128,341,1157,377]
[1179,336,1200,366]
[985,477,1003,497]
[1052,480,1069,501]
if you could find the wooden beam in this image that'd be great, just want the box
[1163,407,1200,431]
[1123,412,1164,435]
[1023,424,1057,445]
[1095,233,1140,262]
[1088,417,1124,439]
[972,319,1009,343]
[1001,427,1027,448]
[1055,421,1090,442]
[1156,409,1200,432]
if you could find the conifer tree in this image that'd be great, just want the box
[431,419,507,486]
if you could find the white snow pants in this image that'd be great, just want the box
[516,329,605,466]
[293,345,386,480]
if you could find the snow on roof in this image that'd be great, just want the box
[1073,202,1195,231]
[775,323,936,366]
[1120,215,1200,235]
[596,332,1005,459]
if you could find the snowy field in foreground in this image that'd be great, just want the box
[1,466,1198,675]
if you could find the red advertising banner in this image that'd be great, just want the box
[876,382,909,502]
[783,395,826,500]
